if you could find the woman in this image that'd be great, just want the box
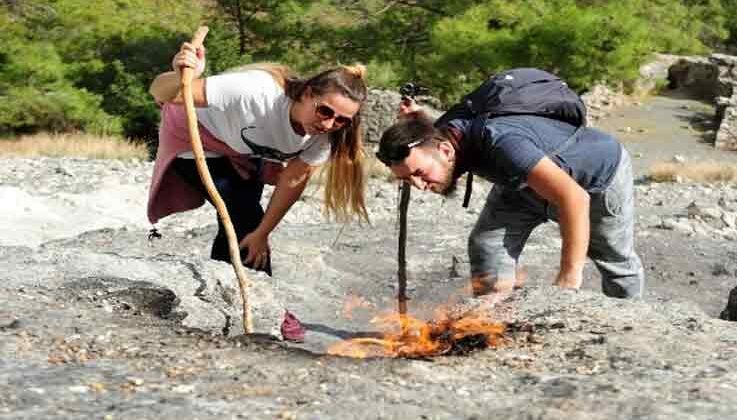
[147,42,369,340]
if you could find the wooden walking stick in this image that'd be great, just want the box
[397,180,410,317]
[395,82,427,332]
[397,181,411,335]
[180,26,254,334]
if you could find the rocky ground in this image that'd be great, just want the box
[2,91,737,419]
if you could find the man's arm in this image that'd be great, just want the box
[526,156,590,288]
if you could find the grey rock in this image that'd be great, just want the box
[2,85,737,418]
[0,312,19,329]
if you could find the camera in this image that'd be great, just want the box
[399,82,429,99]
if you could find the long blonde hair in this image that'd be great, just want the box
[234,62,369,222]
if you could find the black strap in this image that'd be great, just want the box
[462,173,473,208]
[468,114,488,146]
[461,115,487,209]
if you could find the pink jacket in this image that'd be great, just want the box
[147,103,256,224]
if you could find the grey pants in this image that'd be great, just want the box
[468,148,644,298]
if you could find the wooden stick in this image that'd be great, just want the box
[397,180,411,332]
[180,26,254,334]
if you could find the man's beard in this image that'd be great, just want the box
[434,152,459,197]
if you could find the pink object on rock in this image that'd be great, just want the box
[281,310,306,342]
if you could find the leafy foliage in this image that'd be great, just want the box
[1,0,734,139]
[0,0,200,140]
[420,0,727,101]
[721,0,737,47]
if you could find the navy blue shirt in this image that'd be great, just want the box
[449,115,621,193]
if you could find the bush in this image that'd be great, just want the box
[0,15,120,135]
[417,0,728,102]
[0,84,122,135]
[0,0,201,140]
[1,0,734,140]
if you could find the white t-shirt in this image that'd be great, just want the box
[179,70,330,165]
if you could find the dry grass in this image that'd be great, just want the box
[648,161,737,183]
[0,132,149,160]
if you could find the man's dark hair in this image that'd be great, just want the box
[377,113,442,166]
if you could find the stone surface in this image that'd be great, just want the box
[3,70,737,418]
[361,88,443,146]
[715,105,737,150]
[665,54,737,151]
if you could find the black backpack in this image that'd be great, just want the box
[434,67,587,207]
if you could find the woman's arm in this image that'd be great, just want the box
[149,42,207,106]
[526,156,591,288]
[240,158,317,268]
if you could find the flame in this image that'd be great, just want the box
[327,309,506,359]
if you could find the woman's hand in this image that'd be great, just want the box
[149,42,207,105]
[239,158,313,270]
[240,230,271,270]
[172,42,206,80]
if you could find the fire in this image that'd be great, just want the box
[327,308,506,359]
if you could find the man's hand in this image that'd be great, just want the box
[398,97,423,119]
[553,269,583,290]
[471,275,513,308]
[526,156,590,290]
[470,270,526,306]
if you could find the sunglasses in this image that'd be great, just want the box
[314,102,353,128]
[376,138,424,166]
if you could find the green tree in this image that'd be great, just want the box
[1,0,202,140]
[720,0,737,47]
[0,6,119,134]
[418,0,726,101]
[1,0,732,139]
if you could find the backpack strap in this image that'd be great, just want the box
[457,112,488,203]
[468,114,488,146]
[460,115,487,208]
[462,172,473,208]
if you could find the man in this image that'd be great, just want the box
[377,95,644,302]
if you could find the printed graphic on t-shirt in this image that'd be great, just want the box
[240,126,301,162]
